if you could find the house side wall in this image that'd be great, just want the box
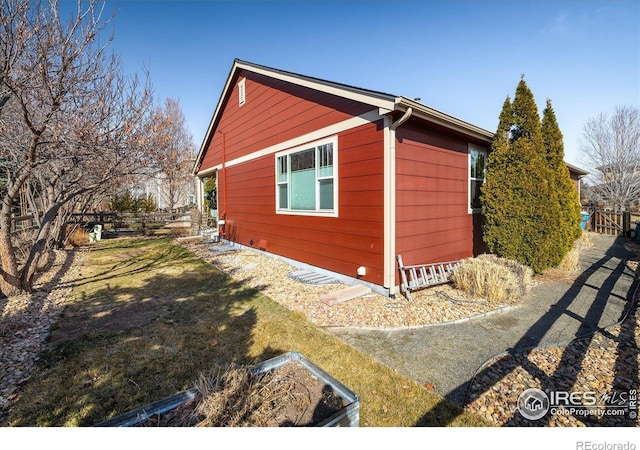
[197,71,387,286]
[222,121,386,285]
[568,170,581,197]
[395,121,485,277]
[198,70,374,173]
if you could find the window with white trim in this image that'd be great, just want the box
[469,145,487,211]
[276,138,337,215]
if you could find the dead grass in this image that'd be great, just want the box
[451,254,533,304]
[5,237,489,427]
[194,364,289,426]
[67,228,90,247]
[191,362,334,427]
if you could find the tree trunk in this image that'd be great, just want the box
[20,203,60,291]
[0,228,22,297]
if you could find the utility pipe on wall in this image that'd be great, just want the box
[218,130,227,238]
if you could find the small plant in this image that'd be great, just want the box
[67,228,90,247]
[579,230,594,249]
[169,227,192,238]
[452,254,533,304]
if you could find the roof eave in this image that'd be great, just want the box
[566,162,590,176]
[193,59,399,175]
[394,97,494,143]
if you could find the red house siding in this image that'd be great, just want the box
[199,69,388,285]
[394,121,480,272]
[194,61,508,295]
[221,122,386,285]
[198,70,373,172]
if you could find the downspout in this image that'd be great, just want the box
[391,107,412,131]
[385,107,412,296]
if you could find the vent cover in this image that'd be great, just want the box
[238,78,246,106]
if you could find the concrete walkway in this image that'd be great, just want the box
[327,234,638,407]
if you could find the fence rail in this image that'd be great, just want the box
[66,210,209,237]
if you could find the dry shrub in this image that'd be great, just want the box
[67,228,89,247]
[557,246,580,273]
[169,227,192,238]
[191,363,308,427]
[555,231,593,274]
[452,254,533,304]
[579,230,594,249]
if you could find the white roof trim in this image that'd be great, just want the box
[193,59,495,174]
[395,97,494,143]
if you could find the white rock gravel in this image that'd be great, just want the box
[183,241,518,330]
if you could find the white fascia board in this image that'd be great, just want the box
[395,97,494,143]
[197,165,220,177]
[235,60,397,110]
[193,60,245,174]
[194,60,397,175]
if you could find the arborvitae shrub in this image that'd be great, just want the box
[481,79,577,273]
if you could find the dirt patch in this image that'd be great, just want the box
[48,298,171,345]
[137,362,349,427]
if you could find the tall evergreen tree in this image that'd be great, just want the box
[541,99,582,251]
[481,79,567,273]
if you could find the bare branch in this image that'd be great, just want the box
[579,105,640,211]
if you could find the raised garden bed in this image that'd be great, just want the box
[94,352,359,427]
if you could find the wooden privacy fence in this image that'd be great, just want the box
[589,209,631,237]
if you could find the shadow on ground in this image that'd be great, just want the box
[4,239,287,426]
[416,235,639,426]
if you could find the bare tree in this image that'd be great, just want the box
[0,0,154,295]
[579,105,640,211]
[147,97,195,212]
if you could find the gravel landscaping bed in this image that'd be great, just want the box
[182,240,519,329]
[464,304,639,426]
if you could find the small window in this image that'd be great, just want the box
[469,145,487,211]
[238,78,246,106]
[276,138,337,215]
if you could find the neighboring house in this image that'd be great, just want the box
[143,162,199,212]
[565,162,589,204]
[193,59,584,296]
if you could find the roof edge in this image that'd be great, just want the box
[565,162,590,176]
[395,97,494,143]
[193,60,499,174]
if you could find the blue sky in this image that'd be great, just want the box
[94,0,638,168]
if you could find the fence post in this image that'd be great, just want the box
[624,211,631,239]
